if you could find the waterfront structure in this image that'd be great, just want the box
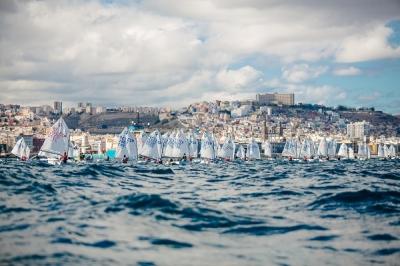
[256,93,294,106]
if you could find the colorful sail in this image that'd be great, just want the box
[39,117,70,158]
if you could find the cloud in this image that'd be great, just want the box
[282,64,328,83]
[284,84,347,105]
[0,0,399,112]
[333,66,362,76]
[216,66,263,90]
[336,24,400,62]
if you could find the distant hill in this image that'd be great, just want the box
[64,112,159,133]
[339,110,400,125]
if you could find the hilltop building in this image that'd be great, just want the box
[256,93,295,106]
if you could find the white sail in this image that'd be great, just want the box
[172,130,189,158]
[357,143,369,159]
[317,138,328,157]
[39,117,70,158]
[389,145,396,157]
[212,134,220,157]
[219,137,235,160]
[140,130,162,160]
[68,142,75,158]
[263,141,272,158]
[367,144,371,159]
[282,139,291,157]
[200,132,216,160]
[12,138,30,159]
[163,132,176,158]
[137,132,148,155]
[23,144,30,159]
[384,145,390,157]
[236,145,246,160]
[295,140,301,158]
[282,139,296,158]
[126,131,138,160]
[348,147,355,159]
[327,139,337,157]
[246,139,261,160]
[299,139,312,158]
[337,143,348,158]
[116,128,129,159]
[188,133,198,158]
[377,144,385,158]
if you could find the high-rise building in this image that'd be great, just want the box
[347,121,370,140]
[53,101,62,114]
[256,93,294,106]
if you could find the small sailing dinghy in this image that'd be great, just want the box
[246,139,261,161]
[140,130,162,163]
[200,132,216,163]
[116,127,138,163]
[11,138,30,161]
[38,117,70,165]
[218,136,235,161]
[337,143,349,160]
[236,145,246,160]
[263,141,273,160]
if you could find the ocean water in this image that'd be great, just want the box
[0,159,399,265]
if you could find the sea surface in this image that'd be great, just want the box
[0,159,399,265]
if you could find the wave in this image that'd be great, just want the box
[309,189,400,214]
[139,236,193,249]
[223,224,327,236]
[105,193,262,231]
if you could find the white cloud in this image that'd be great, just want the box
[333,66,362,76]
[216,66,263,90]
[284,84,347,105]
[0,0,399,109]
[336,24,400,63]
[282,64,328,83]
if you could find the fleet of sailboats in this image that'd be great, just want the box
[9,117,399,164]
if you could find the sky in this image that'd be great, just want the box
[0,0,400,114]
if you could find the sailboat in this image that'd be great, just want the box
[188,132,198,159]
[172,130,190,159]
[357,142,369,160]
[282,139,297,159]
[377,144,385,159]
[218,136,235,161]
[389,144,396,159]
[317,137,328,160]
[348,147,355,159]
[337,143,348,159]
[39,117,70,165]
[263,141,272,159]
[200,132,216,162]
[327,139,337,159]
[11,138,30,161]
[236,145,246,160]
[299,139,313,161]
[246,139,261,160]
[140,130,162,162]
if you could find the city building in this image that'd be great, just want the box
[256,93,295,106]
[231,105,252,117]
[347,121,370,140]
[54,101,62,114]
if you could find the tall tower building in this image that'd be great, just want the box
[53,101,62,114]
